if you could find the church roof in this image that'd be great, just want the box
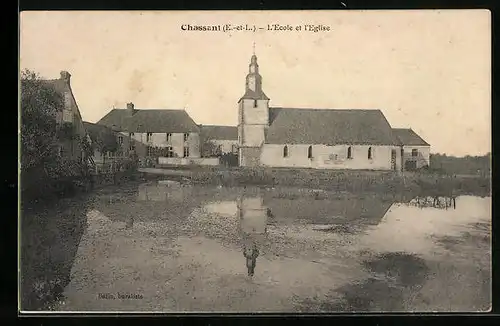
[200,125,238,140]
[97,108,200,133]
[239,89,270,101]
[392,128,430,146]
[265,107,401,146]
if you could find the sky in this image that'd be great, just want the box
[20,10,491,157]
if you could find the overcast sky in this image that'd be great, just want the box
[20,10,490,157]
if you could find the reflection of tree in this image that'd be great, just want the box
[21,198,91,310]
[411,196,456,209]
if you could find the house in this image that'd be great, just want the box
[97,103,201,164]
[392,128,431,170]
[43,71,88,163]
[199,125,238,156]
[83,121,122,164]
[237,53,430,171]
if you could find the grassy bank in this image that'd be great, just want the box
[142,166,490,197]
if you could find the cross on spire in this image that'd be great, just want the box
[252,41,256,55]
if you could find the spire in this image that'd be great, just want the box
[239,52,269,101]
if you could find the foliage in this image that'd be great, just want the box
[429,153,491,176]
[201,139,220,157]
[21,69,62,172]
[21,69,92,196]
[57,122,76,140]
[85,123,118,155]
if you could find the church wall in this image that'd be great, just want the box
[242,125,266,147]
[260,144,398,170]
[240,147,261,167]
[242,99,269,125]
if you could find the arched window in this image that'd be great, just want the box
[347,146,352,159]
[368,147,373,159]
[308,146,313,159]
[283,145,288,158]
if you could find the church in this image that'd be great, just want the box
[237,53,430,171]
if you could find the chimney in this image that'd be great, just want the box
[60,71,71,83]
[126,102,136,116]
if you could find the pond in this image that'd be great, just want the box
[20,181,491,312]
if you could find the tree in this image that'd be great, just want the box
[20,69,62,173]
[21,69,92,194]
[201,139,220,157]
[84,122,118,163]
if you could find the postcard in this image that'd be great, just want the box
[19,10,491,313]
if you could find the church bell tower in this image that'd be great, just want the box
[237,49,270,167]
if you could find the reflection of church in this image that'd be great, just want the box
[237,195,270,276]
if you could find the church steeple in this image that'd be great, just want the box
[240,48,269,101]
[237,47,270,167]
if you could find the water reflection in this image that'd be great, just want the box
[237,196,270,277]
[20,197,92,311]
[411,196,456,209]
[137,181,192,202]
[126,216,134,229]
[44,182,490,312]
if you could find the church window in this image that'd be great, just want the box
[368,147,373,160]
[308,146,313,159]
[283,145,289,158]
[147,132,153,142]
[253,100,258,108]
[118,136,123,144]
[347,146,352,159]
[183,146,190,157]
[166,133,172,141]
[184,133,189,141]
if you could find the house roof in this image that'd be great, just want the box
[97,108,200,133]
[265,108,401,146]
[392,128,430,146]
[200,125,238,140]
